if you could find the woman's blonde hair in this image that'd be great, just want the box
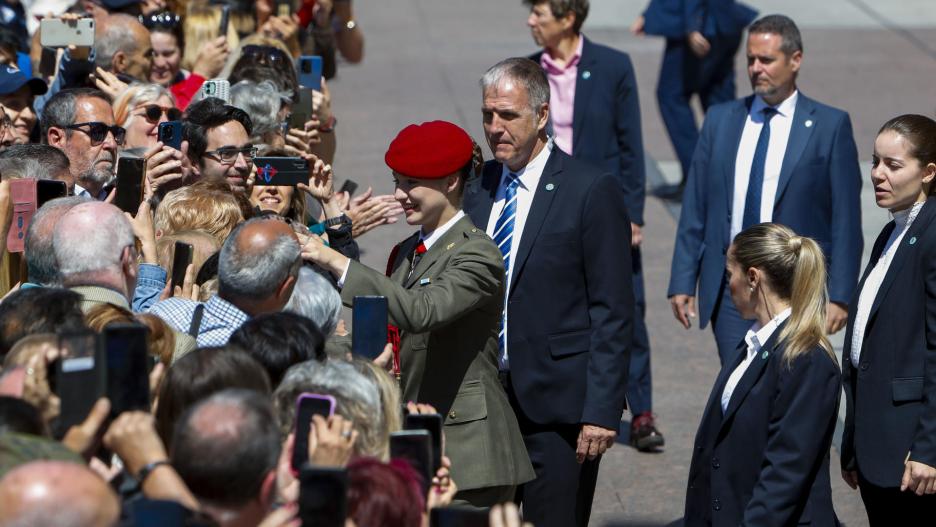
[155,181,246,244]
[182,2,240,72]
[113,82,176,127]
[731,223,834,366]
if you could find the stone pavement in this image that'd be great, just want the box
[327,0,936,524]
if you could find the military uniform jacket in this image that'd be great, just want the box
[341,214,534,491]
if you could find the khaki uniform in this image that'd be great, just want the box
[341,215,534,491]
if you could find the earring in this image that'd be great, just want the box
[749,285,755,292]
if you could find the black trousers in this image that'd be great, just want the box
[499,371,601,527]
[859,474,936,526]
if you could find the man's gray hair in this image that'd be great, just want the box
[218,217,301,300]
[0,144,70,179]
[284,267,341,337]
[52,202,135,276]
[480,57,550,112]
[40,88,111,142]
[95,15,142,70]
[231,80,291,140]
[0,157,42,180]
[25,196,91,285]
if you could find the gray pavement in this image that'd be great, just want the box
[329,0,936,524]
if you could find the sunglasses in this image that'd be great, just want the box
[137,104,182,124]
[140,11,181,29]
[65,121,126,146]
[241,45,289,64]
[205,146,258,164]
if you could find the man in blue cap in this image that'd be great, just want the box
[0,66,47,144]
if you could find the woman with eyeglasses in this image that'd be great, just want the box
[114,82,180,150]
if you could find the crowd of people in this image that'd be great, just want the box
[0,0,932,526]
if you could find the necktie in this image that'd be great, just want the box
[407,241,427,280]
[741,107,778,231]
[493,173,520,363]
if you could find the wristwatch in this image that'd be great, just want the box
[323,214,351,228]
[136,460,170,485]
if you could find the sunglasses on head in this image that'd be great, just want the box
[65,121,126,146]
[138,104,182,124]
[140,11,181,29]
[241,45,289,64]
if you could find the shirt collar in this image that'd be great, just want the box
[743,307,792,358]
[207,295,250,325]
[505,138,553,191]
[73,182,108,201]
[893,200,925,230]
[752,89,798,119]
[540,35,584,74]
[420,210,465,251]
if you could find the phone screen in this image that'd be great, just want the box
[55,331,105,436]
[288,89,314,129]
[298,467,347,527]
[253,157,309,186]
[389,430,433,496]
[338,179,358,197]
[351,296,388,360]
[292,393,336,471]
[114,157,145,214]
[104,323,150,419]
[36,180,67,207]
[404,413,443,473]
[171,241,194,292]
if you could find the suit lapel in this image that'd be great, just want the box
[719,322,786,431]
[390,233,421,285]
[465,161,500,231]
[843,223,894,353]
[697,344,746,437]
[867,198,936,321]
[509,151,562,297]
[773,95,817,205]
[403,216,471,288]
[571,38,597,155]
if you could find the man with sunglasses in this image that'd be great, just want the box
[41,88,124,199]
[183,97,255,194]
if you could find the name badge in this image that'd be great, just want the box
[419,278,431,286]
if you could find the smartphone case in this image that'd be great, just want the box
[7,179,38,253]
[40,18,95,48]
[253,157,309,186]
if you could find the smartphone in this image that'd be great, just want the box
[114,157,145,214]
[389,430,433,496]
[292,393,336,471]
[218,5,230,36]
[351,296,388,360]
[6,179,67,253]
[200,79,230,104]
[103,323,150,419]
[54,331,105,436]
[298,467,347,527]
[404,413,443,473]
[276,0,292,18]
[297,56,322,91]
[40,18,95,48]
[338,179,358,197]
[38,47,58,78]
[253,157,309,186]
[157,121,182,150]
[37,180,67,206]
[287,88,314,129]
[171,241,194,292]
[430,507,490,527]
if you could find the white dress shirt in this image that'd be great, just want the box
[485,139,553,368]
[730,91,799,241]
[849,201,925,365]
[74,182,109,201]
[721,307,792,413]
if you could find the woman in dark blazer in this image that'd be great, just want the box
[840,114,936,524]
[685,223,842,526]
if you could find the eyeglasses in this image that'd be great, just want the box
[241,45,290,65]
[64,122,126,146]
[140,11,181,29]
[205,146,258,164]
[136,104,182,124]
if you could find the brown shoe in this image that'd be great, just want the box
[630,412,665,452]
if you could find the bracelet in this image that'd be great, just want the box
[136,460,170,485]
[318,115,337,133]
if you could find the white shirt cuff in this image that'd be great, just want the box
[336,259,352,288]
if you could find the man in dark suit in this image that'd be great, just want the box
[523,0,661,451]
[464,57,633,527]
[633,0,757,196]
[667,15,863,364]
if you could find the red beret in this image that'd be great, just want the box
[385,121,474,179]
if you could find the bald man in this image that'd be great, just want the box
[149,217,302,347]
[0,461,120,527]
[95,14,154,82]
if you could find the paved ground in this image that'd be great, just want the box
[328,1,936,524]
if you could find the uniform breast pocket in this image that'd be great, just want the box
[444,381,488,426]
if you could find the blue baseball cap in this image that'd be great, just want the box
[0,66,48,97]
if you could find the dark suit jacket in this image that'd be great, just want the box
[642,0,758,38]
[841,196,936,487]
[668,93,863,328]
[464,149,634,430]
[530,37,645,225]
[686,325,841,526]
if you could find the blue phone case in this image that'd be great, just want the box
[158,121,183,150]
[298,56,323,91]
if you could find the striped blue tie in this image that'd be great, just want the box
[494,173,520,364]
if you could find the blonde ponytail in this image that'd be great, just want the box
[732,224,835,368]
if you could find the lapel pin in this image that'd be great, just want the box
[761,350,769,359]
[910,236,917,245]
[805,120,813,128]
[419,278,431,285]
[582,71,591,79]
[445,242,455,250]
[545,183,555,191]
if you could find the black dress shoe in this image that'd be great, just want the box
[630,412,665,452]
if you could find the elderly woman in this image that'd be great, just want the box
[685,223,841,526]
[841,115,936,523]
[113,82,180,150]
